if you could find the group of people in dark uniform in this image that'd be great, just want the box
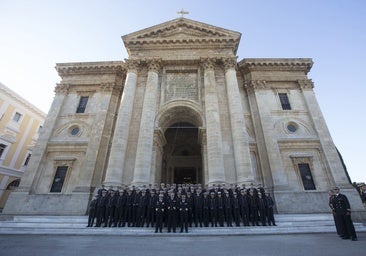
[87,183,276,233]
[328,186,358,241]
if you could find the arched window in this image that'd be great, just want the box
[7,179,20,190]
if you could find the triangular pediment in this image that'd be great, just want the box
[122,18,241,55]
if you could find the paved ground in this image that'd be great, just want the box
[0,233,365,256]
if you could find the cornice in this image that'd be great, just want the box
[56,61,126,77]
[0,82,46,118]
[239,58,313,74]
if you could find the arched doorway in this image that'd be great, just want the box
[162,122,202,184]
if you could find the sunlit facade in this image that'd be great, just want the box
[0,82,45,210]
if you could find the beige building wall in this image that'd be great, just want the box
[0,82,46,210]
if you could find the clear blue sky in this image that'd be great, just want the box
[0,0,365,182]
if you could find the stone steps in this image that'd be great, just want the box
[0,214,364,236]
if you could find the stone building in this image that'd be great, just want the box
[4,18,364,218]
[0,82,45,210]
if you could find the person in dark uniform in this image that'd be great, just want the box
[216,192,225,227]
[179,194,189,233]
[231,191,241,227]
[136,190,148,227]
[105,190,117,227]
[265,192,276,226]
[257,193,267,226]
[333,187,357,241]
[239,189,250,226]
[224,191,233,227]
[124,189,134,227]
[248,189,259,226]
[167,192,178,233]
[87,195,98,227]
[208,192,217,227]
[97,184,107,197]
[155,193,166,233]
[202,192,210,227]
[186,191,193,227]
[115,188,126,227]
[328,189,341,235]
[95,190,108,227]
[193,189,203,227]
[146,190,158,228]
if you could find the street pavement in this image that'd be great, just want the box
[0,233,365,256]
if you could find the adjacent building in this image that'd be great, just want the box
[3,18,364,219]
[0,82,46,210]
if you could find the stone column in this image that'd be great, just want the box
[199,128,209,185]
[150,129,166,184]
[223,58,254,184]
[299,80,351,187]
[132,60,161,186]
[201,58,226,185]
[103,60,139,187]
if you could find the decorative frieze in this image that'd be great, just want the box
[245,80,267,90]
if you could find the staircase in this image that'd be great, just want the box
[0,214,364,236]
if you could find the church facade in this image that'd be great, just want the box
[4,18,364,217]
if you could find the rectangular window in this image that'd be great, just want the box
[298,163,316,190]
[76,96,89,113]
[0,144,6,158]
[279,93,291,110]
[24,153,32,166]
[13,112,22,122]
[50,166,68,192]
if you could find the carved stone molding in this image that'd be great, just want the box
[297,79,314,90]
[100,82,122,95]
[239,58,313,74]
[56,61,126,77]
[244,80,267,90]
[54,83,70,94]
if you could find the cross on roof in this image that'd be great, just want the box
[177,9,189,18]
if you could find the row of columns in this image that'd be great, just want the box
[103,57,254,188]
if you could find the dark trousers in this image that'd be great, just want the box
[180,211,188,232]
[155,213,163,233]
[167,210,177,232]
[337,213,357,239]
[87,209,96,227]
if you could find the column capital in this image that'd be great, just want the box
[125,59,141,73]
[54,83,70,94]
[222,57,238,71]
[200,58,217,71]
[147,59,162,73]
